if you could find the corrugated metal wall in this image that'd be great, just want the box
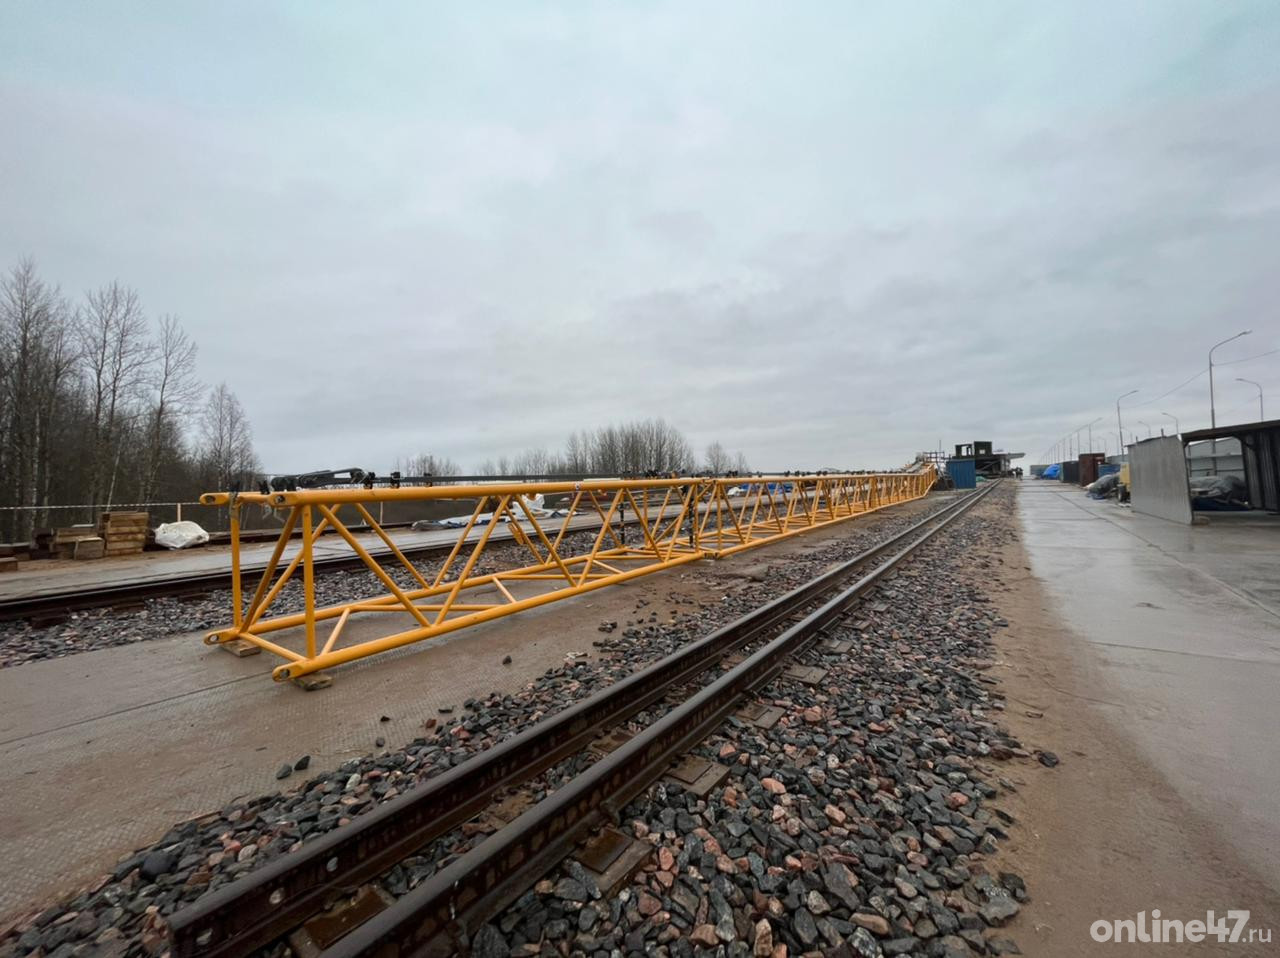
[1243,428,1280,512]
[947,459,977,489]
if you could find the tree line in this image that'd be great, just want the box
[470,420,750,477]
[0,259,259,539]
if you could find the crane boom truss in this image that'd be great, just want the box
[199,469,936,682]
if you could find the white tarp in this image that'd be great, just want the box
[428,494,568,529]
[154,520,210,549]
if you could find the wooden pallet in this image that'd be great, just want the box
[98,511,149,557]
[54,525,98,559]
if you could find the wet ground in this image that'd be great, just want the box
[1018,481,1280,890]
[997,480,1280,955]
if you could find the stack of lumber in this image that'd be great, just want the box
[73,537,105,560]
[0,543,29,574]
[97,511,149,557]
[54,524,98,559]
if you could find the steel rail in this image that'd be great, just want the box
[324,479,999,958]
[0,542,440,623]
[167,488,985,958]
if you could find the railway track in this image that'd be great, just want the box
[168,481,999,957]
[0,513,660,624]
[0,539,447,624]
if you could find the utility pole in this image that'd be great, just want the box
[1209,330,1251,476]
[1116,390,1138,461]
[1236,378,1264,421]
[1086,417,1101,455]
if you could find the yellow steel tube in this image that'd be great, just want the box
[302,504,316,659]
[201,472,930,508]
[322,607,351,656]
[316,505,432,629]
[245,513,333,630]
[549,491,583,554]
[491,577,517,604]
[434,496,508,624]
[575,491,625,586]
[231,499,242,629]
[271,550,709,681]
[513,496,577,586]
[225,631,307,662]
[243,507,299,624]
[621,489,663,556]
[353,502,431,592]
[430,499,486,589]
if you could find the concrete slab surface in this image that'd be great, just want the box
[1018,481,1280,892]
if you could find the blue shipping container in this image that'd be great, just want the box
[947,459,977,489]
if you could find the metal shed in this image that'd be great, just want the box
[1180,419,1280,514]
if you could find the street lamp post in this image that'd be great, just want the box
[1161,411,1179,435]
[1137,420,1153,439]
[1209,330,1251,476]
[1236,378,1265,421]
[1210,330,1251,429]
[1116,389,1138,459]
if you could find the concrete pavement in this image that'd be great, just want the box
[1018,480,1280,892]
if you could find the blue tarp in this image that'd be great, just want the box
[1042,463,1061,479]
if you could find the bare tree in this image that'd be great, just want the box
[200,382,259,491]
[77,281,154,510]
[704,441,731,475]
[139,315,200,501]
[0,259,72,537]
[33,309,78,527]
[394,451,461,478]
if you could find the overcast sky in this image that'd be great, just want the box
[3,2,1278,471]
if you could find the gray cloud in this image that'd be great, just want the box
[2,2,1278,472]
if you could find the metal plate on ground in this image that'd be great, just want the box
[288,885,392,957]
[579,827,653,899]
[664,756,731,797]
[736,702,785,729]
[587,728,634,760]
[783,664,828,685]
[579,826,632,873]
[821,639,854,654]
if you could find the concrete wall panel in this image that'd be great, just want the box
[1130,436,1192,524]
